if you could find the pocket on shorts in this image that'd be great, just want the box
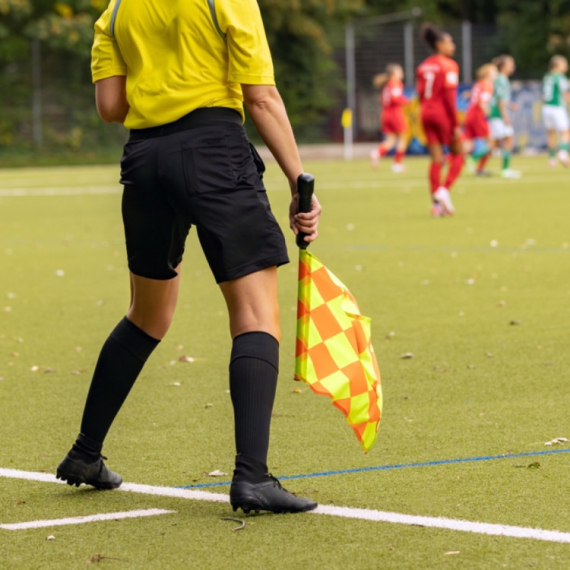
[182,129,236,194]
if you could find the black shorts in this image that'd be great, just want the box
[119,108,289,283]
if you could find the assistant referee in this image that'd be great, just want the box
[57,0,321,515]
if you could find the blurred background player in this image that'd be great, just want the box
[370,64,409,173]
[542,55,570,167]
[489,55,521,179]
[464,63,498,176]
[416,23,464,217]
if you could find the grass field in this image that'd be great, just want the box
[1,155,570,569]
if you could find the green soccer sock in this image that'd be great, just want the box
[502,151,511,171]
[549,148,557,159]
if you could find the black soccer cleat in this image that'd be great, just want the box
[56,453,123,490]
[230,474,318,514]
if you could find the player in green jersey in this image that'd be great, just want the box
[489,55,521,179]
[542,55,570,167]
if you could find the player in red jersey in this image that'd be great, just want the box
[416,23,464,216]
[464,63,497,176]
[370,64,409,173]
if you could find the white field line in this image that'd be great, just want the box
[1,468,570,543]
[0,509,175,531]
[0,186,120,197]
[1,174,569,197]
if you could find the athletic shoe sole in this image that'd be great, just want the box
[56,470,122,490]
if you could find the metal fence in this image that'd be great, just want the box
[331,19,503,144]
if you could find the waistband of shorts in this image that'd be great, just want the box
[129,108,242,140]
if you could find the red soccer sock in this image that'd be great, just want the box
[429,161,443,194]
[477,153,491,172]
[395,150,405,164]
[377,145,389,157]
[444,154,465,190]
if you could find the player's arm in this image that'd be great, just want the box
[95,77,129,123]
[498,99,511,124]
[242,85,321,242]
[442,66,460,137]
[91,4,128,123]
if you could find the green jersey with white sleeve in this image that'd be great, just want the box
[490,74,511,119]
[542,72,568,107]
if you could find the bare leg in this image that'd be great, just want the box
[128,266,181,339]
[219,266,280,341]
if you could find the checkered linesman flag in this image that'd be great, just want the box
[294,175,382,453]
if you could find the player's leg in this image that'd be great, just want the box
[547,129,559,166]
[501,128,521,178]
[442,136,464,203]
[556,108,570,167]
[371,133,396,168]
[392,134,407,172]
[57,135,191,489]
[426,142,446,216]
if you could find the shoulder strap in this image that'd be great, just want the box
[207,0,227,41]
[110,0,123,39]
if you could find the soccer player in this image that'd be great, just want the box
[542,55,570,167]
[416,23,464,217]
[370,63,409,173]
[464,63,498,176]
[56,0,322,515]
[489,55,521,178]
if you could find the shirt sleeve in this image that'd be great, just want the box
[443,61,459,89]
[91,1,127,84]
[217,0,275,85]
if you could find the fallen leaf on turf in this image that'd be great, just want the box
[30,366,40,372]
[510,320,520,326]
[497,300,506,307]
[96,299,105,306]
[206,470,228,477]
[10,351,19,357]
[205,403,213,408]
[168,382,181,387]
[179,355,195,363]
[71,370,85,375]
[0,377,4,381]
[385,331,396,340]
[293,387,302,393]
[545,438,569,446]
[444,551,460,556]
[46,535,56,541]
[15,500,25,504]
[75,346,82,352]
[527,462,540,469]
[486,353,493,358]
[175,344,184,351]
[44,367,55,373]
[400,352,414,359]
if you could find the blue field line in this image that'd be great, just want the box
[178,448,570,489]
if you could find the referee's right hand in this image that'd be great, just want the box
[289,193,322,244]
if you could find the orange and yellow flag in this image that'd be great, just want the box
[294,249,382,452]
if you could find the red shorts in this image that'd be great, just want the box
[464,109,489,140]
[421,110,453,145]
[381,109,407,135]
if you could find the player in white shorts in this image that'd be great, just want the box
[489,55,521,178]
[541,55,570,167]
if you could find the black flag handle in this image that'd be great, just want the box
[296,173,315,250]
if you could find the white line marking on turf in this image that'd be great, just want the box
[2,468,570,544]
[0,187,120,197]
[2,175,569,197]
[0,509,175,531]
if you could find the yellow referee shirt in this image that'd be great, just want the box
[91,0,275,129]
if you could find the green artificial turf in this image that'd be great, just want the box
[1,156,570,568]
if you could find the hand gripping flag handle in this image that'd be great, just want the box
[296,173,315,250]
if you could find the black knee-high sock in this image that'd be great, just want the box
[230,332,279,468]
[78,317,160,448]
